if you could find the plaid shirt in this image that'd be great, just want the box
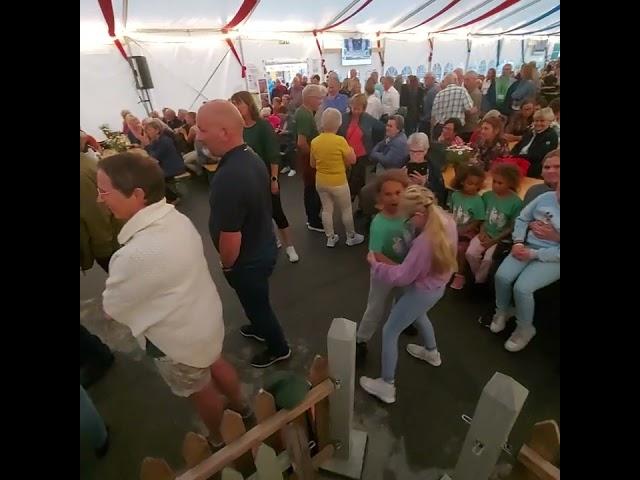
[431,84,473,126]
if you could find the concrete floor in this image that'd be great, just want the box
[80,174,560,480]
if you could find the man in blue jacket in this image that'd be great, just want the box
[370,115,409,173]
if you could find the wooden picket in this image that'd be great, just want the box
[140,355,335,480]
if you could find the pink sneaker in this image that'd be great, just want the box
[450,273,466,290]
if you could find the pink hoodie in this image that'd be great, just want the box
[371,213,458,291]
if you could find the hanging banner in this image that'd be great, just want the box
[97,0,128,60]
[221,0,260,78]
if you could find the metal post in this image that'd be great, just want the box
[237,36,249,92]
[465,37,472,71]
[320,318,367,479]
[441,372,529,480]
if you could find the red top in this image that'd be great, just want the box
[346,119,366,158]
[266,114,281,130]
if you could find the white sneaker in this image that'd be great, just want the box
[276,238,282,248]
[490,312,509,333]
[326,234,339,248]
[406,344,442,366]
[505,325,536,352]
[359,376,396,404]
[280,166,291,174]
[346,233,365,246]
[287,169,297,177]
[285,246,299,263]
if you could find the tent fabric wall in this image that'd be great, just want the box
[499,38,525,68]
[467,38,499,73]
[80,45,147,139]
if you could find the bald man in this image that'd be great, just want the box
[197,101,291,368]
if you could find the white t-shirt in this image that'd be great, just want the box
[103,200,224,368]
[366,95,383,120]
[381,86,400,116]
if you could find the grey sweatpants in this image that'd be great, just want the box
[356,272,400,343]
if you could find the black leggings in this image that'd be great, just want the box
[272,193,289,229]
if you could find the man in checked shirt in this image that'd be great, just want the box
[430,74,477,141]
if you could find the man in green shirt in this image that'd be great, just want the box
[495,63,515,111]
[294,84,325,230]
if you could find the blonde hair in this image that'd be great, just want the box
[400,185,457,275]
[350,93,368,110]
[533,107,554,122]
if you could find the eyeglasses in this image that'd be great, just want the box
[96,187,112,197]
[410,149,426,153]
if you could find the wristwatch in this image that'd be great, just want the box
[271,176,278,182]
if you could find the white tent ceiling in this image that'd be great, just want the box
[81,0,559,36]
[80,0,559,136]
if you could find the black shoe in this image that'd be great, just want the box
[80,353,115,389]
[240,325,265,342]
[402,324,418,336]
[356,342,368,366]
[250,348,291,368]
[95,427,110,459]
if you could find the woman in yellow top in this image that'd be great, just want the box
[310,108,365,248]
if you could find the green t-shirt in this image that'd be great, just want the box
[448,191,485,228]
[368,213,410,263]
[482,191,523,239]
[243,118,280,168]
[293,106,318,143]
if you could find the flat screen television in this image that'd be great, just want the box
[342,38,371,66]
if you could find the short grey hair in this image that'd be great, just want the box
[441,74,457,87]
[407,132,429,152]
[321,107,342,133]
[389,114,404,132]
[302,84,325,99]
[383,75,394,83]
[533,107,555,122]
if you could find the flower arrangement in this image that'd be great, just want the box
[98,124,130,153]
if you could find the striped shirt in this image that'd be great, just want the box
[431,84,473,126]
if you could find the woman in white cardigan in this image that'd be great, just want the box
[98,152,249,447]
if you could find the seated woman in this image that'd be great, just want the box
[489,181,560,352]
[404,132,446,207]
[261,107,282,130]
[511,107,559,178]
[469,117,510,171]
[437,117,465,147]
[503,99,535,144]
[468,110,504,145]
[176,111,197,154]
[125,114,146,146]
[143,119,186,203]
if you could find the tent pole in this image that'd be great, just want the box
[238,36,249,91]
[325,0,360,28]
[122,0,128,30]
[465,37,472,71]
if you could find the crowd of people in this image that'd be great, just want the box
[80,59,560,456]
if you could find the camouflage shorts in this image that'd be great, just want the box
[154,357,211,397]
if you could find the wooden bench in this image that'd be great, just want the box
[443,165,543,200]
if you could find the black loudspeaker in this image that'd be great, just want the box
[129,55,154,90]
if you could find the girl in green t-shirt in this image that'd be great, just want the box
[447,165,486,290]
[465,164,523,284]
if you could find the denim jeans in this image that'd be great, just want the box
[224,255,289,356]
[381,285,445,382]
[80,385,107,450]
[495,254,560,327]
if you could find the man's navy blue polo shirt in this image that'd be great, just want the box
[209,144,276,267]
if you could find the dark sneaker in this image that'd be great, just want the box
[240,325,265,342]
[80,353,115,389]
[356,342,368,366]
[402,324,418,336]
[250,348,292,368]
